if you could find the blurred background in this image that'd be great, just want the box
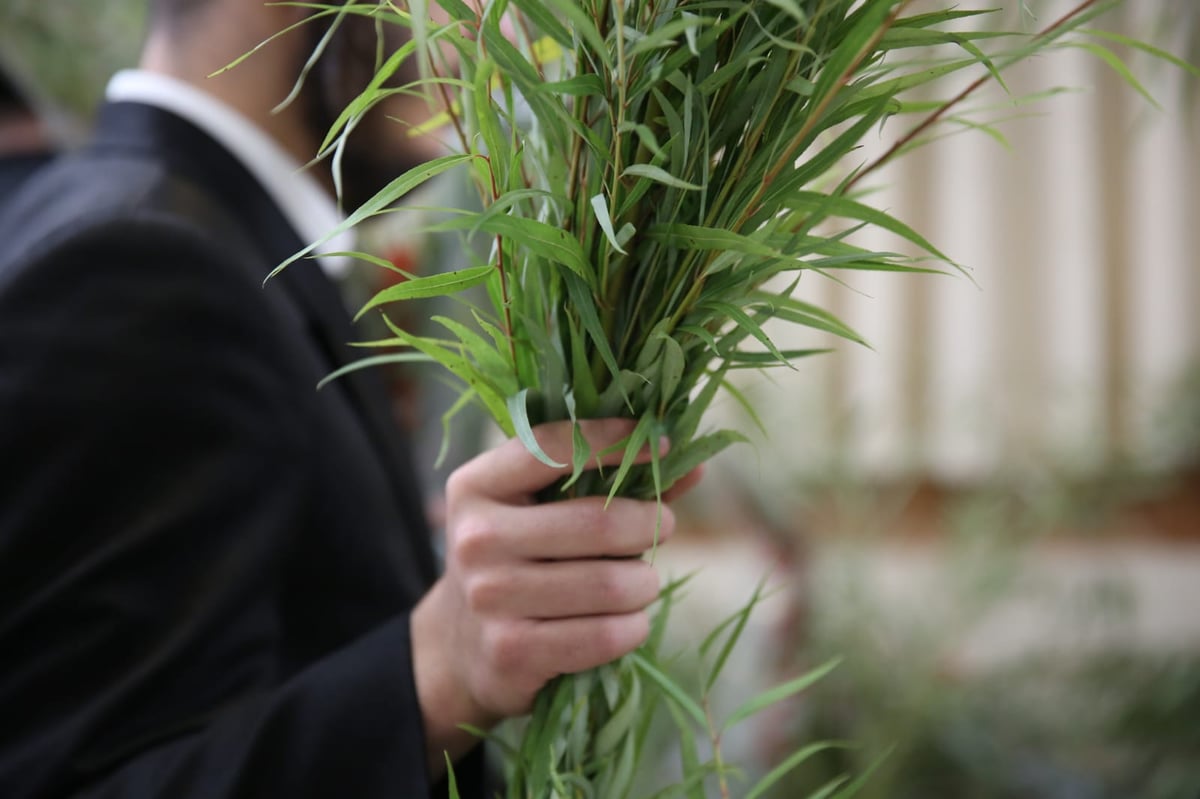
[2,0,1196,797]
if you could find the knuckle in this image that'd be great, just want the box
[482,623,526,675]
[575,497,615,538]
[594,562,629,605]
[449,516,498,567]
[463,572,502,614]
[444,466,473,504]
[596,614,649,659]
[657,505,677,541]
[634,562,661,604]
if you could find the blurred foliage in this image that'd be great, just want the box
[778,644,1200,799]
[765,484,1200,799]
[1155,0,1200,73]
[0,0,144,130]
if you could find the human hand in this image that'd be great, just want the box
[411,418,701,774]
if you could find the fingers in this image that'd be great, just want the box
[449,418,668,500]
[463,558,661,620]
[484,613,652,693]
[455,497,674,563]
[427,417,708,726]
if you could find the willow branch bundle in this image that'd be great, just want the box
[269,0,1179,795]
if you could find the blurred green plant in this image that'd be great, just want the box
[768,484,1200,799]
[0,0,144,130]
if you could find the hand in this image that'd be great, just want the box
[411,418,701,775]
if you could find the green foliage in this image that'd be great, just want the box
[769,489,1200,799]
[265,0,1165,795]
[0,0,144,123]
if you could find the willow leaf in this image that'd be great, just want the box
[725,657,843,729]
[474,214,592,284]
[703,578,767,693]
[745,743,852,799]
[354,264,495,319]
[622,164,704,191]
[630,653,707,728]
[508,389,565,468]
[270,153,473,279]
[591,193,628,254]
[315,351,432,391]
[436,388,477,469]
[380,319,511,433]
[662,429,748,488]
[703,300,792,369]
[649,224,779,259]
[605,414,654,504]
[1081,28,1200,78]
[1067,41,1160,109]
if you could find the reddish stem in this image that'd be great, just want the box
[479,154,519,370]
[847,0,1105,192]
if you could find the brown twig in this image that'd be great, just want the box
[480,154,519,368]
[847,0,1105,192]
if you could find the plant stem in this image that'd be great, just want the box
[481,154,519,369]
[704,695,731,799]
[732,0,915,235]
[848,0,1106,192]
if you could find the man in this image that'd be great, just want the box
[0,2,698,797]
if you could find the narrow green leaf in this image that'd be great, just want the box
[658,335,685,408]
[471,58,509,171]
[606,414,653,504]
[805,774,852,799]
[354,264,495,319]
[649,224,779,258]
[725,348,833,366]
[537,74,607,96]
[270,153,473,281]
[565,274,623,384]
[444,752,460,799]
[665,702,708,799]
[704,301,793,369]
[725,657,843,728]
[316,352,432,390]
[704,578,767,693]
[831,746,893,799]
[745,743,852,799]
[784,191,954,265]
[508,389,565,468]
[623,164,704,191]
[591,193,628,254]
[718,376,768,437]
[662,429,748,488]
[475,214,593,285]
[1081,28,1200,78]
[1068,41,1161,109]
[631,652,707,728]
[379,318,512,433]
[594,669,641,758]
[436,388,477,469]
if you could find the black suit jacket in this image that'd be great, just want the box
[0,151,55,213]
[0,102,480,798]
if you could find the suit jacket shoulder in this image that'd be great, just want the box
[0,101,467,799]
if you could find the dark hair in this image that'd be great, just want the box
[147,0,218,29]
[0,66,30,113]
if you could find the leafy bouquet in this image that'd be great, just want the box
[273,0,1176,795]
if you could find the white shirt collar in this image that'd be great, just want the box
[106,69,354,277]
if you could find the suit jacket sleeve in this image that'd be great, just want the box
[0,213,440,798]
